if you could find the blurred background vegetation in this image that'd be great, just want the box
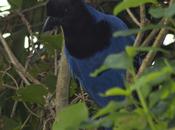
[0,0,175,130]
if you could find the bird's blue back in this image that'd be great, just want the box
[65,4,134,107]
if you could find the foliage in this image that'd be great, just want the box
[0,0,175,130]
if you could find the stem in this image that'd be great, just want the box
[137,89,156,130]
[126,9,141,27]
[0,33,41,85]
[137,28,167,77]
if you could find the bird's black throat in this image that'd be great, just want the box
[61,4,112,59]
[46,0,112,59]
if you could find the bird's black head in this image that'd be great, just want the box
[43,0,85,31]
[47,0,83,18]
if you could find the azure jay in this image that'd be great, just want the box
[43,0,135,107]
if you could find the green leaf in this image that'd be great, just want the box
[126,46,168,56]
[43,74,57,93]
[114,111,147,130]
[29,61,50,77]
[69,79,78,97]
[132,66,173,89]
[114,0,157,15]
[80,115,113,129]
[151,101,168,117]
[125,46,137,58]
[91,52,133,77]
[166,98,175,119]
[93,101,128,119]
[16,84,48,105]
[93,101,119,119]
[149,91,161,108]
[131,66,173,97]
[126,46,168,60]
[113,24,166,37]
[52,103,88,130]
[155,122,168,130]
[103,52,133,70]
[149,3,175,18]
[2,116,21,130]
[8,0,22,9]
[159,80,175,100]
[104,87,130,97]
[39,34,63,54]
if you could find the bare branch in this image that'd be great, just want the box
[137,23,168,77]
[0,33,41,85]
[126,9,141,27]
[136,0,174,77]
[0,2,46,21]
[56,44,71,113]
[134,5,146,47]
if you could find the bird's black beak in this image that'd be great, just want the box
[42,17,60,32]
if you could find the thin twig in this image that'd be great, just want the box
[136,0,174,77]
[21,114,32,129]
[141,29,160,47]
[0,33,41,85]
[16,11,40,73]
[10,101,18,118]
[134,5,146,47]
[0,71,19,89]
[43,117,53,130]
[141,19,164,47]
[0,2,46,22]
[2,84,17,90]
[137,22,168,77]
[23,102,40,118]
[16,11,34,46]
[126,9,141,27]
[134,32,145,47]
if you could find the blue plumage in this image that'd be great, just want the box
[43,0,134,106]
[64,4,134,107]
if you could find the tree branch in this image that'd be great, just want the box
[126,9,141,27]
[0,33,41,85]
[134,5,146,47]
[137,23,168,77]
[55,29,71,113]
[136,0,174,77]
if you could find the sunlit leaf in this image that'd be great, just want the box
[93,101,120,119]
[91,52,133,77]
[131,65,173,99]
[114,0,157,15]
[52,103,88,130]
[104,87,130,97]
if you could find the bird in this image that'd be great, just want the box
[43,0,135,108]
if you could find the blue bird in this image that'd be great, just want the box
[43,0,134,107]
